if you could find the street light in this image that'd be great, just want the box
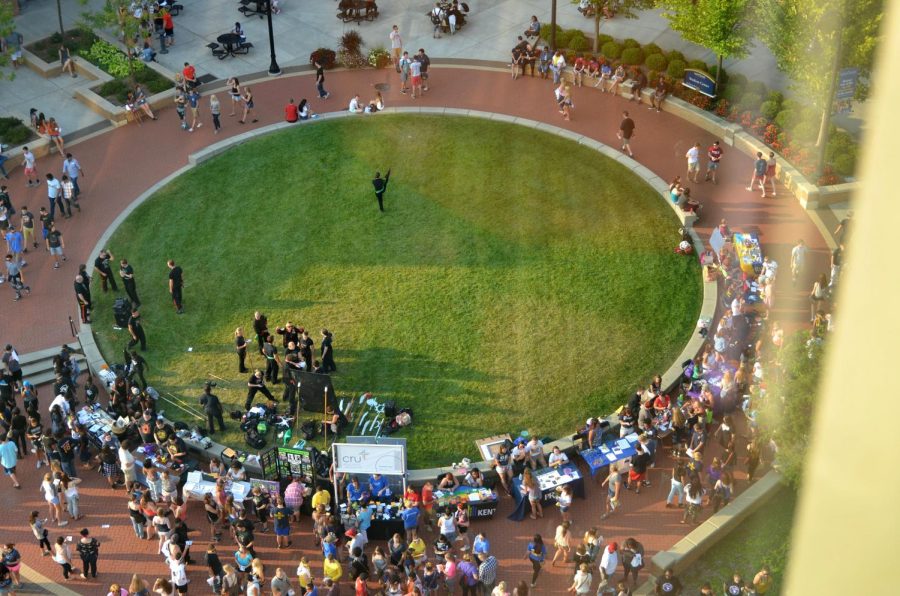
[266,0,281,75]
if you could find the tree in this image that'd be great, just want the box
[56,0,65,38]
[80,0,148,76]
[660,0,753,93]
[755,0,883,173]
[0,0,14,78]
[571,0,656,53]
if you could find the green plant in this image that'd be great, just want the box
[774,109,800,131]
[367,46,391,69]
[831,150,857,177]
[759,100,780,121]
[0,117,33,146]
[596,33,614,47]
[722,84,743,103]
[709,64,729,88]
[556,29,572,49]
[621,47,644,66]
[738,92,763,113]
[687,59,707,71]
[309,48,337,69]
[791,120,818,144]
[642,43,662,56]
[82,39,144,78]
[569,34,590,52]
[95,79,130,103]
[667,50,686,63]
[666,58,686,79]
[601,41,622,59]
[622,38,641,49]
[644,53,668,71]
[340,30,363,55]
[746,80,768,97]
[134,67,171,94]
[765,91,784,106]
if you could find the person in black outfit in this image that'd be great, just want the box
[252,311,269,354]
[235,327,249,373]
[372,169,390,212]
[299,330,314,371]
[275,322,300,351]
[127,308,147,351]
[262,335,281,384]
[119,258,140,306]
[245,369,273,410]
[320,329,336,373]
[74,274,91,324]
[93,249,118,292]
[76,528,99,579]
[124,348,149,389]
[200,382,226,434]
[167,259,184,314]
[282,353,303,415]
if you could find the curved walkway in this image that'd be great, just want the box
[0,67,828,593]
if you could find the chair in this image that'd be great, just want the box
[236,42,253,54]
[206,42,227,59]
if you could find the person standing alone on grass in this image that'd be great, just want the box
[372,170,390,212]
[167,259,184,313]
[390,25,403,71]
[200,382,225,435]
[94,249,118,293]
[321,329,336,372]
[618,111,635,157]
[128,307,147,351]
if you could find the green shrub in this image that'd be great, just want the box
[0,117,33,146]
[644,53,667,71]
[831,149,857,177]
[563,28,583,44]
[643,43,662,56]
[791,121,818,144]
[96,79,130,103]
[826,130,855,157]
[667,50,686,63]
[759,100,780,121]
[648,70,659,83]
[596,33,614,47]
[81,39,144,78]
[367,46,391,69]
[569,35,590,52]
[722,84,743,103]
[774,109,800,131]
[766,91,784,106]
[747,80,768,97]
[600,41,622,60]
[687,59,706,71]
[620,47,644,66]
[565,50,577,64]
[709,64,729,87]
[666,59,686,79]
[134,67,171,94]
[738,92,763,113]
[780,98,799,113]
[309,48,337,69]
[622,38,641,49]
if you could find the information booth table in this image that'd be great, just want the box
[508,464,585,521]
[433,486,499,520]
[579,433,641,476]
[182,470,252,502]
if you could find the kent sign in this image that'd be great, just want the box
[683,69,717,98]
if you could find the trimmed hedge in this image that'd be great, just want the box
[569,35,590,52]
[643,43,662,57]
[774,109,800,130]
[666,59,686,79]
[667,50,686,63]
[759,100,780,121]
[687,59,707,71]
[739,92,763,113]
[621,47,644,66]
[622,38,641,49]
[645,52,668,71]
[0,117,33,146]
[601,41,622,60]
[596,33,614,47]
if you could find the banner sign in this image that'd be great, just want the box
[683,69,717,98]
[836,67,859,101]
[334,443,406,476]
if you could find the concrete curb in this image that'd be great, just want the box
[79,108,716,482]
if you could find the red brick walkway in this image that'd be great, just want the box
[0,67,827,593]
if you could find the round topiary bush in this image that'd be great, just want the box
[666,59,686,79]
[791,121,818,144]
[747,80,768,97]
[621,47,644,66]
[642,43,662,57]
[622,38,641,49]
[648,70,659,83]
[569,35,590,52]
[831,151,857,178]
[722,84,743,103]
[687,59,706,71]
[759,100,780,121]
[601,41,622,60]
[561,28,583,48]
[766,91,784,106]
[596,34,614,47]
[709,64,729,87]
[774,109,800,131]
[667,50,686,63]
[739,92,763,113]
[645,53,668,71]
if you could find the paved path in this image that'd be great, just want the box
[0,66,830,593]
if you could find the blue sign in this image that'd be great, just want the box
[682,69,717,98]
[836,67,859,101]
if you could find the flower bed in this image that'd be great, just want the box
[541,24,858,185]
[26,28,98,63]
[81,39,171,105]
[0,117,37,146]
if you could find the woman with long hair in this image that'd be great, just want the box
[809,273,828,322]
[203,493,221,540]
[551,520,571,566]
[52,536,74,580]
[239,86,257,124]
[521,468,543,519]
[682,480,703,525]
[40,472,64,526]
[525,534,546,588]
[128,573,150,596]
[59,473,82,520]
[227,77,242,116]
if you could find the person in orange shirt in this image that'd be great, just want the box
[162,10,174,46]
[182,62,197,89]
[420,481,435,530]
[284,98,299,123]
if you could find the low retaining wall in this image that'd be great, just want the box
[633,470,785,595]
[78,104,716,482]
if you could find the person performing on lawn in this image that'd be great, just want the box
[372,169,391,212]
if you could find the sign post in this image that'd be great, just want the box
[682,69,717,98]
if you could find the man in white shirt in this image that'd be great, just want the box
[389,25,402,70]
[50,392,71,415]
[790,239,807,285]
[348,95,363,113]
[118,441,136,491]
[45,173,65,220]
[685,143,701,182]
[526,437,546,469]
[597,542,619,593]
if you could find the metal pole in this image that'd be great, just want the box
[323,386,329,449]
[266,0,281,75]
[550,0,557,51]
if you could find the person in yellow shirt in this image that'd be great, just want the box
[296,556,312,590]
[753,566,772,594]
[323,552,343,583]
[409,536,427,566]
[312,486,331,510]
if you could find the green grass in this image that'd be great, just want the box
[680,489,796,593]
[91,115,701,467]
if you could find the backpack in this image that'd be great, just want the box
[245,427,266,449]
[300,420,318,441]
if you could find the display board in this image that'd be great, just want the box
[333,442,406,475]
[277,446,315,479]
[260,448,279,480]
[249,478,281,504]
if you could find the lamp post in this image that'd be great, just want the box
[550,0,557,50]
[266,0,281,75]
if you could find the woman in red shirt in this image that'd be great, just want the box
[162,11,174,46]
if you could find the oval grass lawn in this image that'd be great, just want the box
[91,114,701,467]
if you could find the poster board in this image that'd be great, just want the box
[277,446,315,479]
[333,442,406,476]
[249,478,281,504]
[260,448,279,481]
